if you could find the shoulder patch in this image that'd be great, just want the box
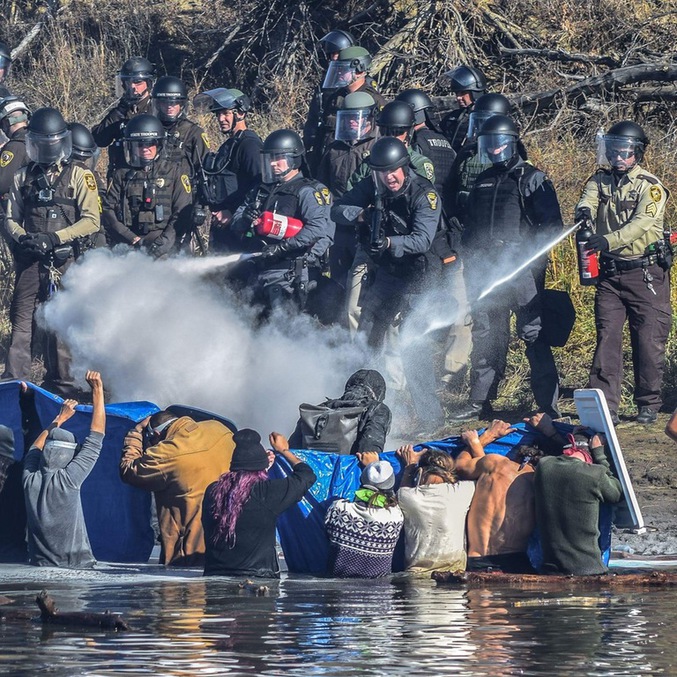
[424,162,434,181]
[84,171,97,191]
[0,150,14,168]
[156,178,165,188]
[650,185,662,203]
[426,191,438,210]
[314,189,327,206]
[201,132,210,150]
[645,202,657,217]
[181,174,192,194]
[321,187,331,205]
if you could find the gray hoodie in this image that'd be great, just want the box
[22,427,104,568]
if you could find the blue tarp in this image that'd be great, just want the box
[0,382,612,570]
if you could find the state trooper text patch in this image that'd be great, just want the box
[426,191,438,210]
[0,151,13,168]
[181,175,192,193]
[84,172,97,191]
[650,185,662,202]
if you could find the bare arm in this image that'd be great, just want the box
[395,445,424,488]
[86,371,105,434]
[269,432,305,467]
[31,399,78,451]
[455,430,484,479]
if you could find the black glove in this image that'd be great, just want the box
[369,237,389,258]
[260,241,290,261]
[575,206,593,224]
[117,96,135,115]
[19,232,60,256]
[585,234,609,253]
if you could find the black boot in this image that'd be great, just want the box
[636,407,657,424]
[450,401,491,423]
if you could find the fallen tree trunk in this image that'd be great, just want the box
[35,590,130,631]
[433,570,677,589]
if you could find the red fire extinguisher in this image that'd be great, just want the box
[576,222,599,286]
[254,211,303,240]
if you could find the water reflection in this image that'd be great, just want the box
[1,568,676,675]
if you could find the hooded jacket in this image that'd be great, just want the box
[119,416,234,566]
[22,427,104,568]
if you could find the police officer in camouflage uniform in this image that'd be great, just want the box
[304,46,386,174]
[92,56,155,180]
[333,137,450,430]
[452,115,563,422]
[440,65,488,153]
[2,108,100,395]
[102,114,192,258]
[192,87,262,252]
[230,129,333,313]
[576,121,671,425]
[0,95,30,213]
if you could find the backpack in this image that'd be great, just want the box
[297,402,374,454]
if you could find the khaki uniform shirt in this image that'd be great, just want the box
[5,162,101,244]
[576,163,669,257]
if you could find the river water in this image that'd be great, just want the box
[1,563,675,676]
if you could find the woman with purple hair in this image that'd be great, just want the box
[202,429,316,577]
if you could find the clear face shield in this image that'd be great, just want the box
[335,108,373,142]
[115,75,152,102]
[322,60,357,90]
[599,134,641,172]
[373,166,407,194]
[478,133,517,165]
[152,97,186,123]
[467,110,495,141]
[123,138,162,168]
[26,129,73,166]
[261,151,297,184]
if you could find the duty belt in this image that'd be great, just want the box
[600,252,657,274]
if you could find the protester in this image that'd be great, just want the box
[119,409,234,566]
[22,371,105,568]
[396,445,475,572]
[534,432,622,575]
[202,430,316,577]
[324,452,404,578]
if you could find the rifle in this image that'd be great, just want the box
[370,184,385,250]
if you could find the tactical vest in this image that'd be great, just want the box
[119,160,177,236]
[453,144,490,217]
[441,107,470,153]
[164,119,203,175]
[20,163,79,235]
[412,128,456,203]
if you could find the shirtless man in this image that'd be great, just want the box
[455,419,541,573]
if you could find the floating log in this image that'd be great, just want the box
[432,570,677,589]
[35,590,130,631]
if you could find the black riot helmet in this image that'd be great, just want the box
[377,100,415,139]
[193,87,251,114]
[467,93,511,140]
[0,41,11,83]
[395,89,433,125]
[26,108,72,166]
[260,129,305,183]
[602,120,648,169]
[367,136,409,172]
[151,76,188,124]
[123,113,166,168]
[444,65,487,101]
[116,56,156,102]
[67,122,98,161]
[477,114,519,166]
[319,29,355,59]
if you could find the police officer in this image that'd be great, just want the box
[2,108,100,395]
[576,121,671,425]
[0,41,11,85]
[102,114,192,258]
[0,96,30,212]
[305,46,386,174]
[192,87,262,252]
[230,129,333,313]
[92,56,155,179]
[452,115,562,421]
[332,136,449,431]
[440,65,488,153]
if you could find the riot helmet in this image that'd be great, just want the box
[319,30,355,59]
[477,114,518,166]
[67,122,99,163]
[0,41,11,83]
[123,113,165,168]
[395,89,433,125]
[467,93,511,140]
[600,120,648,171]
[193,87,251,114]
[151,76,188,124]
[377,100,415,139]
[444,65,487,94]
[115,56,156,102]
[335,91,376,143]
[25,107,72,166]
[0,96,29,134]
[260,129,305,183]
[368,136,410,193]
[322,46,372,90]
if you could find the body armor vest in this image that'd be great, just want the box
[453,144,490,219]
[164,119,201,175]
[21,163,79,235]
[412,127,456,208]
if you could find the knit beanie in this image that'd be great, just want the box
[230,429,269,471]
[360,460,395,491]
